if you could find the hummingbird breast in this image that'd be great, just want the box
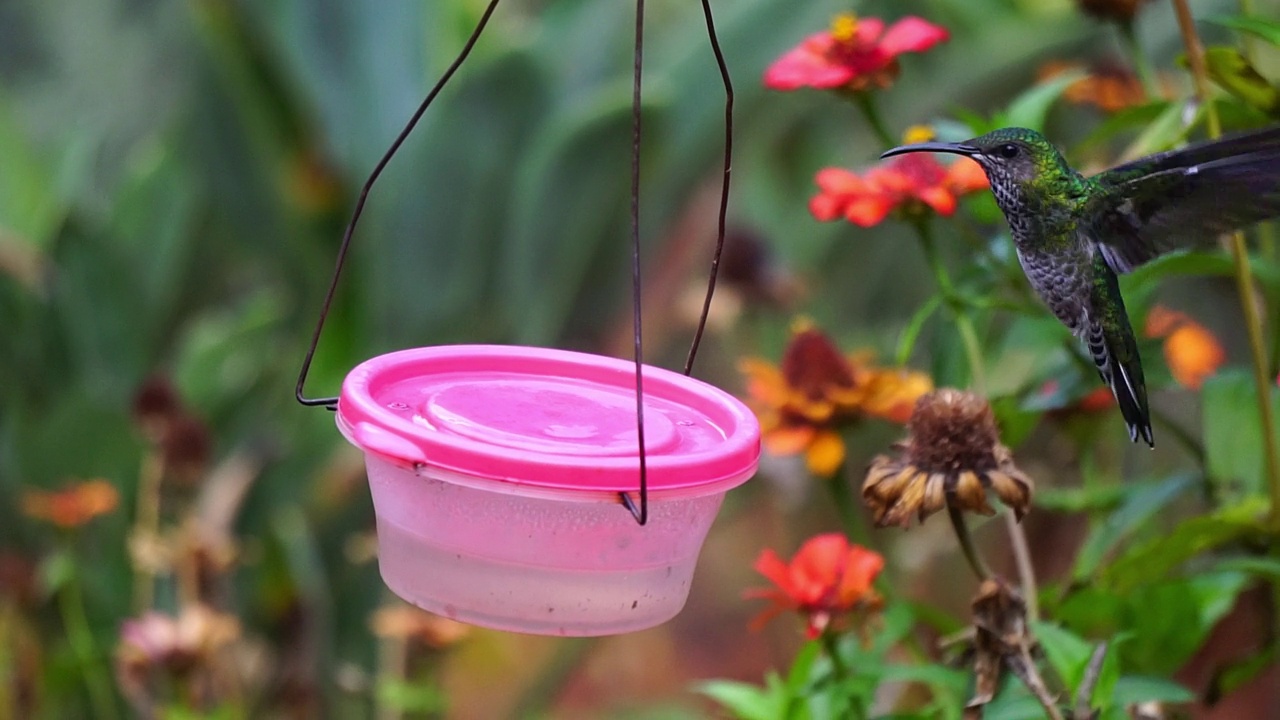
[1016,242,1094,336]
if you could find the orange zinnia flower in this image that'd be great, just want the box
[746,533,884,638]
[810,152,987,228]
[739,319,932,477]
[1144,306,1225,390]
[764,14,949,93]
[22,479,119,529]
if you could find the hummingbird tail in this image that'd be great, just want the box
[1086,322,1154,447]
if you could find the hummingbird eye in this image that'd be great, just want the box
[997,143,1020,159]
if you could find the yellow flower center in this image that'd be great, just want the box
[789,315,816,335]
[830,13,859,44]
[902,125,936,144]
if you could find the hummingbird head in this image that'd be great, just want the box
[881,127,1073,219]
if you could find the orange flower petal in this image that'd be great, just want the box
[915,186,957,216]
[946,157,989,193]
[763,425,817,456]
[1164,323,1225,390]
[805,430,847,477]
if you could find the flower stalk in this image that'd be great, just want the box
[852,92,895,148]
[59,551,120,720]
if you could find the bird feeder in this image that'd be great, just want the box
[295,0,753,635]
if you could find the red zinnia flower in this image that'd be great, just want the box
[746,533,884,637]
[810,151,988,227]
[764,14,949,93]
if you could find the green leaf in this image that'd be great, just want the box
[1032,621,1094,696]
[1103,498,1266,590]
[785,640,821,693]
[1110,676,1195,705]
[1033,485,1127,513]
[1110,100,1189,163]
[1124,573,1249,675]
[1203,368,1274,491]
[1204,370,1280,496]
[1202,46,1280,116]
[1212,555,1280,579]
[696,680,776,720]
[38,550,75,597]
[375,679,447,713]
[1205,14,1280,46]
[500,86,664,343]
[1000,71,1086,132]
[0,90,66,249]
[1075,101,1175,156]
[1072,473,1198,580]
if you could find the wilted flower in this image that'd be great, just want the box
[863,389,1032,527]
[1039,60,1149,113]
[965,578,1052,712]
[746,533,884,638]
[370,605,471,649]
[1074,0,1151,24]
[810,128,987,227]
[22,479,119,529]
[764,14,949,94]
[132,376,212,483]
[116,604,242,713]
[739,318,932,476]
[1145,306,1225,390]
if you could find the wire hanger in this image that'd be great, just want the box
[295,0,735,526]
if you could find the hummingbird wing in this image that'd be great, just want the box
[1085,125,1280,273]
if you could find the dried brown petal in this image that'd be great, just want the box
[1075,0,1149,23]
[969,579,1062,719]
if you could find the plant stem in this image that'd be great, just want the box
[1117,21,1161,101]
[946,503,991,582]
[913,220,988,395]
[1238,0,1258,62]
[831,461,870,546]
[59,556,120,720]
[1004,512,1039,624]
[511,638,595,717]
[132,452,164,612]
[819,630,849,681]
[1170,0,1280,530]
[851,92,895,148]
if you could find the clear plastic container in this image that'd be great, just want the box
[336,345,760,636]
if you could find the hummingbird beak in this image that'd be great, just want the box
[880,142,980,160]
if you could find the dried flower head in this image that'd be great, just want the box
[370,606,471,649]
[863,389,1032,527]
[1039,59,1151,113]
[1074,0,1151,24]
[115,604,242,713]
[132,376,184,442]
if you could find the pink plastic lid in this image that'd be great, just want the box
[336,345,760,494]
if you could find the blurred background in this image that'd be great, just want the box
[1,0,1278,717]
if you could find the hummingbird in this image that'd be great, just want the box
[882,126,1280,447]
